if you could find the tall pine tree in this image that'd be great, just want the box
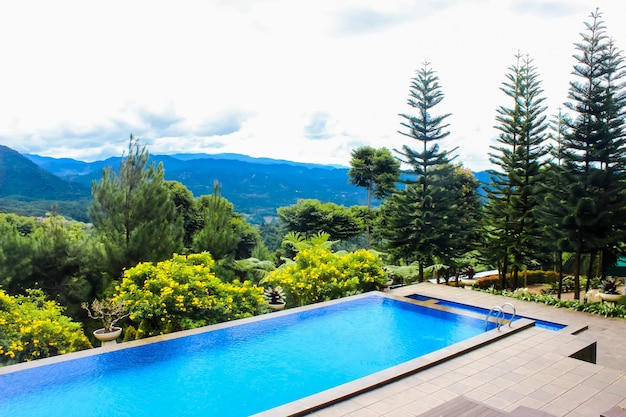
[383,62,472,281]
[559,9,626,298]
[484,53,549,290]
[90,134,184,280]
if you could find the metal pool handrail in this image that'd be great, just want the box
[485,302,516,331]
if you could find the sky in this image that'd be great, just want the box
[0,1,625,172]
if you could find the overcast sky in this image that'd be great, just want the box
[0,0,625,172]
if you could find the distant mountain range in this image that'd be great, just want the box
[1,146,369,223]
[0,145,490,223]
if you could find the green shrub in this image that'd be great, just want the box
[476,287,626,319]
[0,289,91,365]
[113,252,266,339]
[262,247,387,306]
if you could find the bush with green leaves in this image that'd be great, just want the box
[0,289,91,366]
[262,246,387,306]
[112,252,266,339]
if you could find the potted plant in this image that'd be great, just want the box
[599,278,623,302]
[82,298,130,344]
[264,286,286,310]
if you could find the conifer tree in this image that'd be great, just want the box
[541,109,571,298]
[383,62,466,281]
[89,134,184,280]
[483,53,549,290]
[558,9,626,298]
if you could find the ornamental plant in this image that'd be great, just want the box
[263,286,286,304]
[0,289,91,366]
[601,278,619,295]
[81,298,130,332]
[112,252,266,339]
[262,247,387,306]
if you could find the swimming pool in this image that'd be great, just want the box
[406,294,566,331]
[0,293,530,417]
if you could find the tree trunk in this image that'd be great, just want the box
[557,251,563,300]
[574,250,581,300]
[584,252,594,300]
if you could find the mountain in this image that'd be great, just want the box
[17,150,369,223]
[0,145,90,201]
[8,148,490,224]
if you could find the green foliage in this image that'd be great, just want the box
[348,146,400,208]
[167,180,202,249]
[0,214,104,318]
[113,253,266,339]
[383,264,422,285]
[0,289,91,365]
[0,198,90,222]
[191,184,262,261]
[479,287,626,318]
[231,257,276,284]
[277,199,363,241]
[0,213,35,292]
[261,245,387,306]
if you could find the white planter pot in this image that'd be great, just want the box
[93,326,122,343]
[599,293,624,303]
[268,302,286,311]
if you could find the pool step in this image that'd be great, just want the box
[415,396,557,417]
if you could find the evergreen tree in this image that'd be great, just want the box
[559,9,626,298]
[438,165,483,277]
[89,134,184,279]
[541,109,571,298]
[483,53,549,290]
[192,183,241,260]
[166,180,202,249]
[384,62,463,280]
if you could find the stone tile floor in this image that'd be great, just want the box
[309,283,626,417]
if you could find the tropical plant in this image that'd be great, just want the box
[601,278,619,295]
[263,286,286,305]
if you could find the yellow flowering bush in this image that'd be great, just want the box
[0,289,91,366]
[113,252,266,339]
[262,247,387,306]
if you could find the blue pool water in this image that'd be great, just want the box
[407,294,566,331]
[0,295,498,417]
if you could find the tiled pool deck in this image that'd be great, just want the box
[308,283,626,417]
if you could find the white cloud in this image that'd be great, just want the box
[0,0,624,171]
